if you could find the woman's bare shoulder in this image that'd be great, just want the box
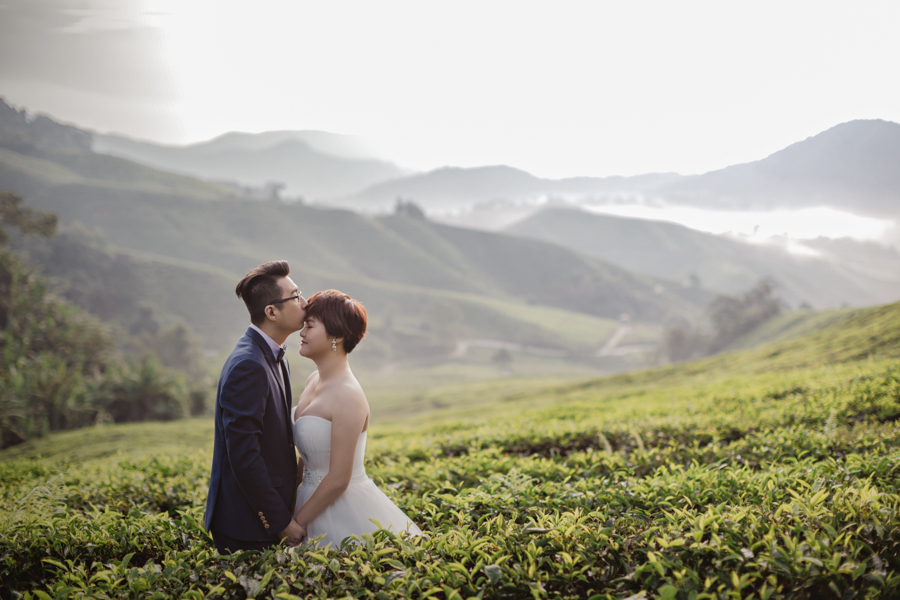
[324,374,366,413]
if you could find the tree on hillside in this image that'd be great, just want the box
[0,191,58,329]
[0,250,111,447]
[706,278,782,353]
[28,224,143,322]
[661,319,706,363]
[661,278,783,362]
[395,198,426,220]
[0,193,198,446]
[99,357,185,423]
[0,191,57,245]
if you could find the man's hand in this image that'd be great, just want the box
[279,519,307,547]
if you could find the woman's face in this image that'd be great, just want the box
[298,316,331,357]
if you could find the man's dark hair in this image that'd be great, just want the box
[235,261,291,325]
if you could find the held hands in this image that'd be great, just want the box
[279,519,307,547]
[282,460,306,547]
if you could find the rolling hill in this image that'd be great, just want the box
[506,207,900,309]
[3,294,898,463]
[0,99,709,362]
[4,275,900,600]
[93,130,409,199]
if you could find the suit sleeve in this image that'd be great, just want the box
[220,358,292,537]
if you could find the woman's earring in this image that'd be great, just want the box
[332,338,337,352]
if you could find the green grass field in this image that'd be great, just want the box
[2,301,900,599]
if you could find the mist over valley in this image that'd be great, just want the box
[3,98,900,379]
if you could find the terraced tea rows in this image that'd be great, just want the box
[2,355,899,599]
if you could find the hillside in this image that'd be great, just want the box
[599,299,900,391]
[0,100,711,363]
[93,130,408,199]
[3,282,900,599]
[3,295,898,461]
[0,99,239,201]
[506,207,900,308]
[367,298,900,423]
[375,214,708,321]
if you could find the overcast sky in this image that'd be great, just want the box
[1,0,899,178]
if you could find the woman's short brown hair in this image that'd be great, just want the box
[304,289,367,353]
[235,260,290,325]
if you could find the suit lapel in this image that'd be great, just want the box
[282,360,292,418]
[246,329,292,438]
[279,359,293,443]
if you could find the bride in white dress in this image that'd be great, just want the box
[291,290,421,548]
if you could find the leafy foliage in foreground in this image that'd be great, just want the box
[2,356,900,599]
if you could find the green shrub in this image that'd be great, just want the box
[0,249,111,447]
[0,249,194,446]
[99,357,186,423]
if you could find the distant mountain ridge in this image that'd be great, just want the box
[92,130,409,199]
[342,166,680,211]
[335,119,900,219]
[92,115,900,220]
[658,119,900,217]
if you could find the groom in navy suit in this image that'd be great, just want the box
[205,260,308,553]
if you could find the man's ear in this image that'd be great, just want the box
[265,305,278,321]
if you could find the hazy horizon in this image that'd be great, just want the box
[2,1,899,179]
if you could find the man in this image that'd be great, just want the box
[205,260,308,553]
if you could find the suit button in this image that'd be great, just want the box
[264,524,270,529]
[258,512,264,516]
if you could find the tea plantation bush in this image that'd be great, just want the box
[2,356,899,599]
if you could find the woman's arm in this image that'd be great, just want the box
[293,388,368,528]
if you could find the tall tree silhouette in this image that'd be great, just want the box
[0,191,57,328]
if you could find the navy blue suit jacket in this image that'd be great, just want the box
[205,327,297,541]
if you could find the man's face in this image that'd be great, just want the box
[272,276,307,332]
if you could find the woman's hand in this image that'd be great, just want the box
[292,388,368,529]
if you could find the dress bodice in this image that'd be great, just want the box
[292,415,368,487]
[290,414,420,547]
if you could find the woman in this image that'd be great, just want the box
[291,289,421,547]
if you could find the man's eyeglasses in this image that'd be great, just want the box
[270,293,302,306]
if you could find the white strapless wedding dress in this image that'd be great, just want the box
[292,415,421,548]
